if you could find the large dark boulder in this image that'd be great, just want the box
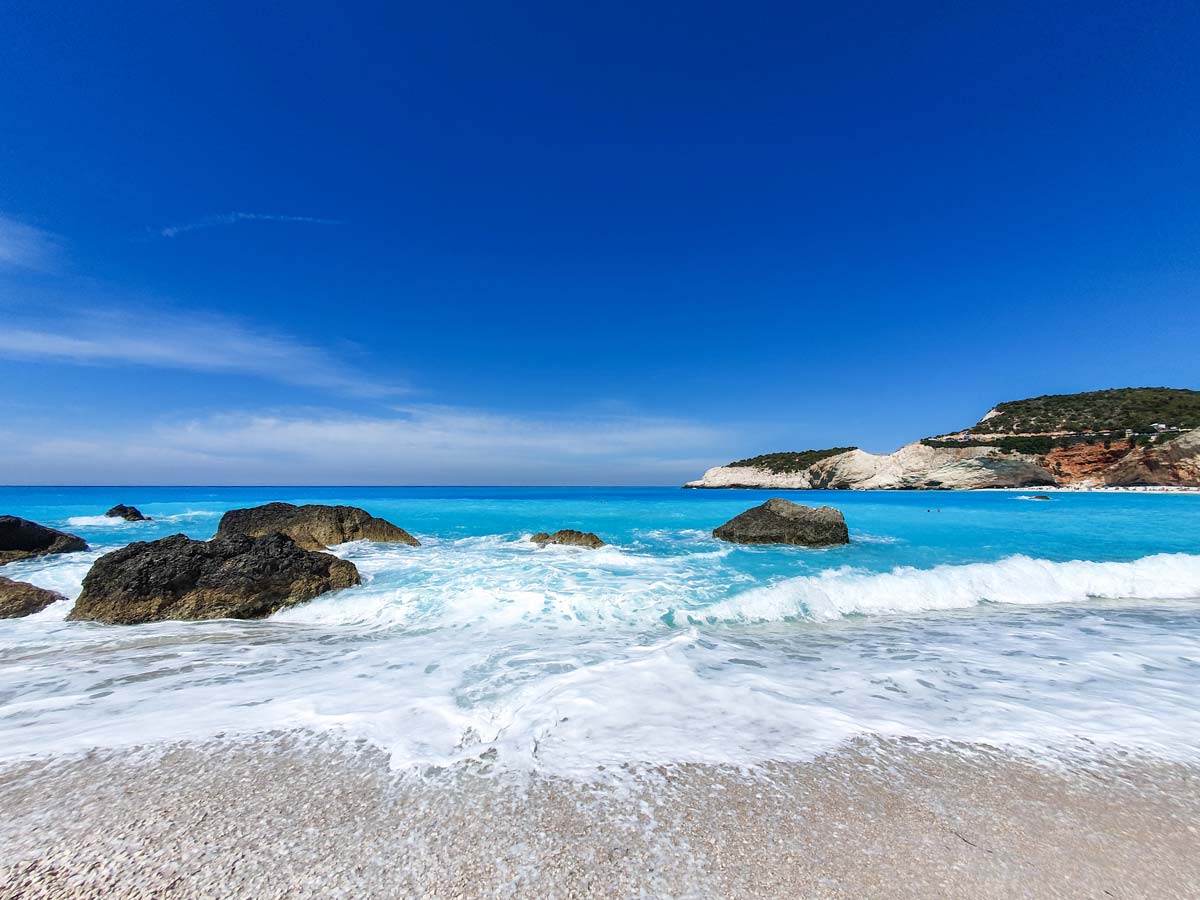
[0,576,67,618]
[713,499,849,547]
[529,529,606,549]
[217,502,419,550]
[67,532,361,624]
[105,504,151,521]
[0,516,89,565]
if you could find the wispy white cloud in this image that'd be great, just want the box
[0,214,62,271]
[0,310,402,397]
[160,212,342,238]
[0,406,726,485]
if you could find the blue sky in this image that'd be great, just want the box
[2,1,1199,484]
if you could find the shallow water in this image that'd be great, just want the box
[2,486,1199,775]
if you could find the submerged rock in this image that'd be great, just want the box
[216,502,419,550]
[105,504,151,521]
[713,499,849,547]
[0,576,67,618]
[0,516,89,566]
[68,532,361,625]
[529,529,606,549]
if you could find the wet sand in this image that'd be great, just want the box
[1,736,1197,899]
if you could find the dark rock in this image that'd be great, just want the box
[105,504,151,521]
[1031,495,1053,501]
[67,532,360,624]
[0,576,67,618]
[712,499,849,547]
[216,502,419,550]
[529,529,606,549]
[0,516,89,566]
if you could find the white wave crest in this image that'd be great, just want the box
[64,509,218,528]
[158,509,222,521]
[707,553,1200,622]
[64,515,144,528]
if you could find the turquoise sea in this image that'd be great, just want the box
[2,486,1199,775]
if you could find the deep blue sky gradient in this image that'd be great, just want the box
[2,1,1198,483]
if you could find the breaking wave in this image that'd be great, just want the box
[706,552,1200,622]
[64,515,145,528]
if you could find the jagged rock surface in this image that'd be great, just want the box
[0,516,89,565]
[0,576,67,618]
[217,503,419,550]
[529,529,606,549]
[105,504,151,521]
[1102,429,1200,487]
[713,499,849,546]
[68,533,360,624]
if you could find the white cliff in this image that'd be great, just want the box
[686,443,1056,491]
[687,389,1200,490]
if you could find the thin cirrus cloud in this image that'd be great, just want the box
[1,406,725,485]
[0,311,402,397]
[160,212,342,238]
[0,213,376,394]
[0,214,62,271]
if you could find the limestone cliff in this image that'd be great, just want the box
[687,442,1056,491]
[687,387,1200,490]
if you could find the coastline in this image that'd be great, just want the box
[2,736,1198,899]
[982,484,1200,493]
[685,483,1200,493]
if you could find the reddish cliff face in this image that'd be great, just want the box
[1036,432,1200,487]
[1102,429,1200,486]
[687,430,1200,490]
[1042,440,1133,484]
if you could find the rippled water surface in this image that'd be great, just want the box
[2,486,1199,774]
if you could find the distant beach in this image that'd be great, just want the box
[986,484,1200,493]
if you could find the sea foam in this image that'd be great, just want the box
[4,488,1200,777]
[706,552,1200,623]
[64,515,140,528]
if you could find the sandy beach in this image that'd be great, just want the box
[2,735,1196,899]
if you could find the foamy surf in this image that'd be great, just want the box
[705,552,1200,623]
[3,487,1200,779]
[64,509,220,527]
[64,514,146,527]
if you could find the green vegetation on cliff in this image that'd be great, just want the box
[922,436,1059,454]
[923,431,1174,455]
[728,448,856,473]
[969,387,1200,435]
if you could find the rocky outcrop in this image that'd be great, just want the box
[686,386,1200,490]
[529,529,606,549]
[0,516,89,565]
[0,576,67,618]
[713,499,849,546]
[1041,441,1131,484]
[1103,428,1200,487]
[105,504,151,521]
[688,443,1056,491]
[68,533,360,624]
[216,503,419,550]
